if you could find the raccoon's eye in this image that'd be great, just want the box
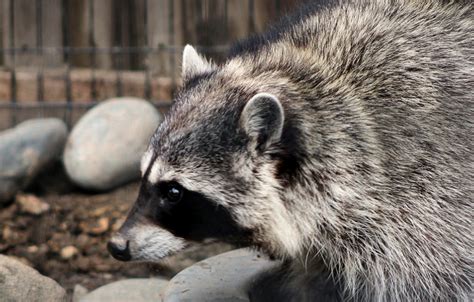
[165,183,183,203]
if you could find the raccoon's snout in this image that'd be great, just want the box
[107,236,131,262]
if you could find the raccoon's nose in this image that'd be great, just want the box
[107,237,132,261]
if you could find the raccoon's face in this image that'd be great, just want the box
[108,46,301,262]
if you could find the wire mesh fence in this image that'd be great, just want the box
[0,0,302,130]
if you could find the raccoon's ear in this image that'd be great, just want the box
[241,93,284,152]
[182,45,214,79]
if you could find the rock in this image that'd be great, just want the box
[91,206,109,217]
[63,98,162,190]
[162,241,235,275]
[7,256,33,267]
[80,217,110,235]
[27,245,39,254]
[79,278,168,302]
[0,255,67,301]
[2,225,13,241]
[16,193,50,215]
[72,284,89,302]
[0,119,68,205]
[76,234,90,250]
[111,218,125,232]
[60,245,79,259]
[76,257,91,272]
[161,248,280,302]
[1,225,28,246]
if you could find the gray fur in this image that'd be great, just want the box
[134,0,473,300]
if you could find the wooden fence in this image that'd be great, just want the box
[0,0,303,129]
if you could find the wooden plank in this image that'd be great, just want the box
[41,0,62,68]
[2,0,62,68]
[92,0,113,69]
[147,0,172,76]
[3,0,37,67]
[0,1,3,66]
[171,0,183,79]
[113,0,130,70]
[280,0,301,13]
[109,0,145,71]
[193,0,228,61]
[64,0,114,69]
[227,0,251,41]
[1,0,10,66]
[67,0,90,67]
[129,0,147,70]
[253,0,279,33]
[176,0,230,63]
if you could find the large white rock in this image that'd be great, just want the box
[64,98,162,190]
[79,278,168,302]
[160,248,280,302]
[0,255,67,302]
[0,118,68,205]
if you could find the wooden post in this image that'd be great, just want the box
[253,0,279,33]
[67,0,89,67]
[0,1,3,66]
[191,0,228,62]
[147,0,172,76]
[129,0,147,70]
[92,0,113,69]
[2,0,62,68]
[3,0,37,67]
[227,0,251,41]
[171,0,183,80]
[66,0,116,69]
[41,0,62,68]
[112,0,129,70]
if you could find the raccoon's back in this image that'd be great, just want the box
[288,0,473,196]
[343,0,473,202]
[290,1,473,299]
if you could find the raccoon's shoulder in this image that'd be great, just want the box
[228,0,471,60]
[227,0,337,59]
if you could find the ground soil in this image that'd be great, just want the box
[0,165,234,297]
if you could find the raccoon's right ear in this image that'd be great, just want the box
[240,93,284,152]
[182,45,214,80]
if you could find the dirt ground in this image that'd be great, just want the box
[0,164,234,297]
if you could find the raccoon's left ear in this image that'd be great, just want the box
[241,93,284,152]
[182,45,214,80]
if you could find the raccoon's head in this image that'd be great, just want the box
[108,45,302,262]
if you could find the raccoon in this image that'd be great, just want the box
[108,0,473,301]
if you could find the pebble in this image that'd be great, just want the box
[76,234,90,250]
[16,193,50,215]
[2,225,12,240]
[27,245,39,253]
[60,245,79,260]
[111,218,125,232]
[80,217,110,235]
[91,206,109,217]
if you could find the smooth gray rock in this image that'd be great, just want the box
[72,284,89,302]
[160,248,280,302]
[79,278,168,302]
[0,119,68,205]
[0,255,67,302]
[63,98,162,191]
